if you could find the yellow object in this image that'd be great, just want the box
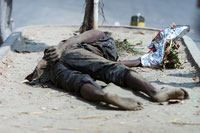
[130,14,145,27]
[138,22,145,27]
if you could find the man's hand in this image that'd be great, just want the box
[43,45,63,64]
[43,30,105,64]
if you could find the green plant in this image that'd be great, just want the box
[115,39,143,55]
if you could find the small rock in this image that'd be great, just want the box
[120,121,125,125]
[52,107,59,110]
[40,107,46,110]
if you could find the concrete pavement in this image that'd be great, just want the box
[0,25,199,133]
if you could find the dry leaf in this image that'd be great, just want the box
[20,112,43,115]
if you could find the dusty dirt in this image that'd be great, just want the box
[0,26,200,133]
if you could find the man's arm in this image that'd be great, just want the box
[118,58,142,67]
[25,30,105,82]
[43,30,105,63]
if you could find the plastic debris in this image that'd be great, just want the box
[114,21,120,26]
[192,99,198,102]
[141,24,190,67]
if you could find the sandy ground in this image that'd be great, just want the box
[0,26,200,133]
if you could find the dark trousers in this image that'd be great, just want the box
[50,48,130,94]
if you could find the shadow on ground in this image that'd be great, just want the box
[150,80,199,88]
[25,81,121,111]
[168,72,196,78]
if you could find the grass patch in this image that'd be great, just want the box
[115,39,144,55]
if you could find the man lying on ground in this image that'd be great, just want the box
[26,30,189,111]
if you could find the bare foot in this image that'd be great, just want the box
[152,87,189,102]
[104,93,143,111]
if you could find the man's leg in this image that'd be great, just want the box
[80,83,143,110]
[125,71,189,102]
[51,62,142,111]
[62,48,189,103]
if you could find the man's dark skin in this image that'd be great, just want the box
[27,30,189,111]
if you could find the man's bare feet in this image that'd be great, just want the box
[152,87,189,102]
[104,93,143,111]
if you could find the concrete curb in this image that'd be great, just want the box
[183,36,200,76]
[100,25,160,31]
[0,32,21,62]
[15,25,160,32]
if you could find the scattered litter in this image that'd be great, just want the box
[192,99,198,102]
[141,24,190,67]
